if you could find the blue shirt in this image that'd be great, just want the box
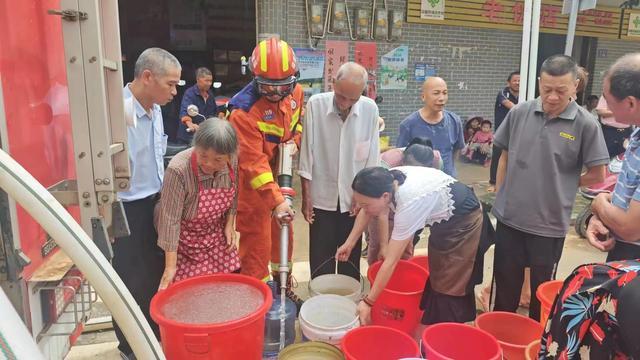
[119,84,167,202]
[396,110,465,177]
[176,84,219,143]
[612,128,640,243]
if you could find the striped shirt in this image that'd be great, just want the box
[156,148,238,251]
[612,128,640,244]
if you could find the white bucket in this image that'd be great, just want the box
[299,294,360,346]
[309,273,362,302]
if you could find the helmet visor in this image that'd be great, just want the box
[257,84,295,98]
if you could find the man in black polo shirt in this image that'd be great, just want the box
[488,71,519,192]
[492,55,609,320]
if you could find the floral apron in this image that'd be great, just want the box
[174,153,241,281]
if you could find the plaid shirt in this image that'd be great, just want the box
[155,148,238,252]
[612,128,640,242]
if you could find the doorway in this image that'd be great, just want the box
[535,33,597,104]
[118,0,257,140]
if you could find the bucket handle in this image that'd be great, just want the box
[308,257,365,295]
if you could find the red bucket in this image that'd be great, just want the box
[368,260,429,334]
[476,311,544,360]
[408,255,430,274]
[422,322,501,360]
[342,325,420,360]
[536,280,563,326]
[150,274,272,360]
[525,340,541,360]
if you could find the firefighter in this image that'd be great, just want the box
[227,38,303,309]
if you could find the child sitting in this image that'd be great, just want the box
[465,119,493,166]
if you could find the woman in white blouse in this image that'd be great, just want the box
[336,166,483,328]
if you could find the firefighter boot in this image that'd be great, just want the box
[272,271,304,316]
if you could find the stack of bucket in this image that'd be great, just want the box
[299,260,363,347]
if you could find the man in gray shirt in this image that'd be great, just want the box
[492,55,609,320]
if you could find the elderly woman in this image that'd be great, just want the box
[337,166,483,327]
[157,118,240,290]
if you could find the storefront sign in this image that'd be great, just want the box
[629,12,640,37]
[407,0,630,40]
[421,0,445,20]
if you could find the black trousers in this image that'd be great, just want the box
[112,195,165,355]
[309,207,362,280]
[606,241,640,262]
[493,221,564,321]
[489,144,502,185]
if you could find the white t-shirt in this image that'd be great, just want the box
[389,166,456,241]
[298,92,380,212]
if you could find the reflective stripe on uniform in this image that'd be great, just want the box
[290,108,301,130]
[296,124,303,133]
[257,121,285,137]
[259,41,268,72]
[270,262,293,272]
[257,122,285,137]
[281,42,290,72]
[261,275,271,282]
[250,172,275,189]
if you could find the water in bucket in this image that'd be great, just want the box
[263,281,296,357]
[309,259,362,302]
[162,281,264,324]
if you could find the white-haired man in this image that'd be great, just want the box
[115,47,181,359]
[299,62,380,280]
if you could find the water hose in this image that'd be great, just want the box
[0,149,165,359]
[0,287,45,359]
[276,143,296,351]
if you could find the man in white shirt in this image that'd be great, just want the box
[115,48,181,359]
[299,62,380,279]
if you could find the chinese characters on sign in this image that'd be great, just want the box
[380,46,409,90]
[483,0,504,22]
[355,42,378,99]
[482,0,614,30]
[324,41,349,92]
[421,0,445,20]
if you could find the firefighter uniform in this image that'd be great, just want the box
[228,82,303,280]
